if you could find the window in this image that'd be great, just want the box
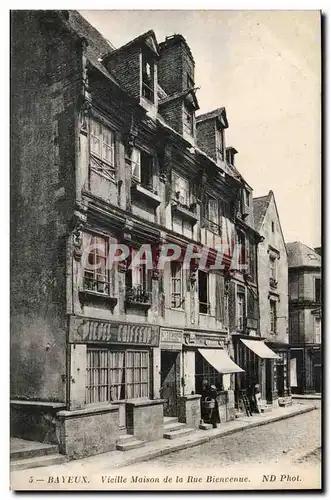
[195,352,223,394]
[236,231,246,268]
[315,317,321,344]
[199,270,210,314]
[126,252,151,303]
[269,256,277,281]
[172,172,190,207]
[131,149,154,191]
[270,300,277,333]
[315,278,321,303]
[308,254,318,260]
[217,129,224,161]
[183,105,194,136]
[90,119,115,179]
[237,287,246,330]
[244,189,250,207]
[84,234,109,294]
[86,349,149,403]
[206,197,219,232]
[170,261,184,308]
[226,149,234,166]
[271,221,275,233]
[142,50,155,102]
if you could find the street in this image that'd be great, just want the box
[120,405,321,472]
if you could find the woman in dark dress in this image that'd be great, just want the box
[209,385,221,428]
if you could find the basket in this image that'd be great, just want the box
[203,397,215,409]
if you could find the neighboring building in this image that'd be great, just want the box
[286,242,321,394]
[253,191,291,406]
[11,10,271,459]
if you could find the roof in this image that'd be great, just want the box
[196,107,228,128]
[103,30,159,61]
[253,193,272,231]
[286,242,321,269]
[68,11,120,87]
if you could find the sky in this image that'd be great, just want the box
[80,10,321,248]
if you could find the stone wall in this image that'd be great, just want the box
[126,399,164,442]
[56,404,120,459]
[178,394,201,428]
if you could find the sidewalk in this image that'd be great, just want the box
[292,394,321,400]
[10,402,318,478]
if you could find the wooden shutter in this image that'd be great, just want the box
[228,281,236,333]
[215,274,225,322]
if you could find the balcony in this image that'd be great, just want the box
[125,285,152,309]
[79,277,118,309]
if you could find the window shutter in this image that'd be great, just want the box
[215,274,225,322]
[228,281,236,333]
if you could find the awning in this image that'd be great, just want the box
[198,348,244,374]
[241,339,280,359]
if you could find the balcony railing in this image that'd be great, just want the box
[125,285,152,306]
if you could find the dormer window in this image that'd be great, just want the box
[183,104,194,136]
[142,49,155,103]
[217,129,224,161]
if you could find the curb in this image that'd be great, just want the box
[109,404,318,470]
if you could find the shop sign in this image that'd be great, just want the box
[184,332,225,348]
[160,329,183,344]
[70,316,160,346]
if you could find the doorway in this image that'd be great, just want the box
[160,350,180,417]
[314,364,321,393]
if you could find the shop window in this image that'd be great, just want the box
[270,300,277,334]
[142,49,155,103]
[170,261,185,308]
[236,287,246,331]
[198,270,210,314]
[90,118,116,180]
[84,234,109,294]
[183,104,194,136]
[172,171,191,207]
[86,349,149,403]
[314,278,321,303]
[195,352,223,394]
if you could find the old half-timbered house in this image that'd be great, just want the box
[11,10,278,460]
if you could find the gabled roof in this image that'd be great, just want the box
[196,107,229,129]
[286,242,321,269]
[253,190,287,253]
[103,29,159,61]
[253,192,271,231]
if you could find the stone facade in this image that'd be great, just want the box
[287,242,321,394]
[253,191,290,404]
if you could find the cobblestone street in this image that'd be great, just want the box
[121,406,321,472]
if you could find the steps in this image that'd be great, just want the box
[11,453,66,472]
[10,439,66,471]
[116,434,146,452]
[163,417,194,440]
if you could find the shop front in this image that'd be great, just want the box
[233,335,280,409]
[182,331,244,426]
[57,316,164,458]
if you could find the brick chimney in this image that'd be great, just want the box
[158,34,195,95]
